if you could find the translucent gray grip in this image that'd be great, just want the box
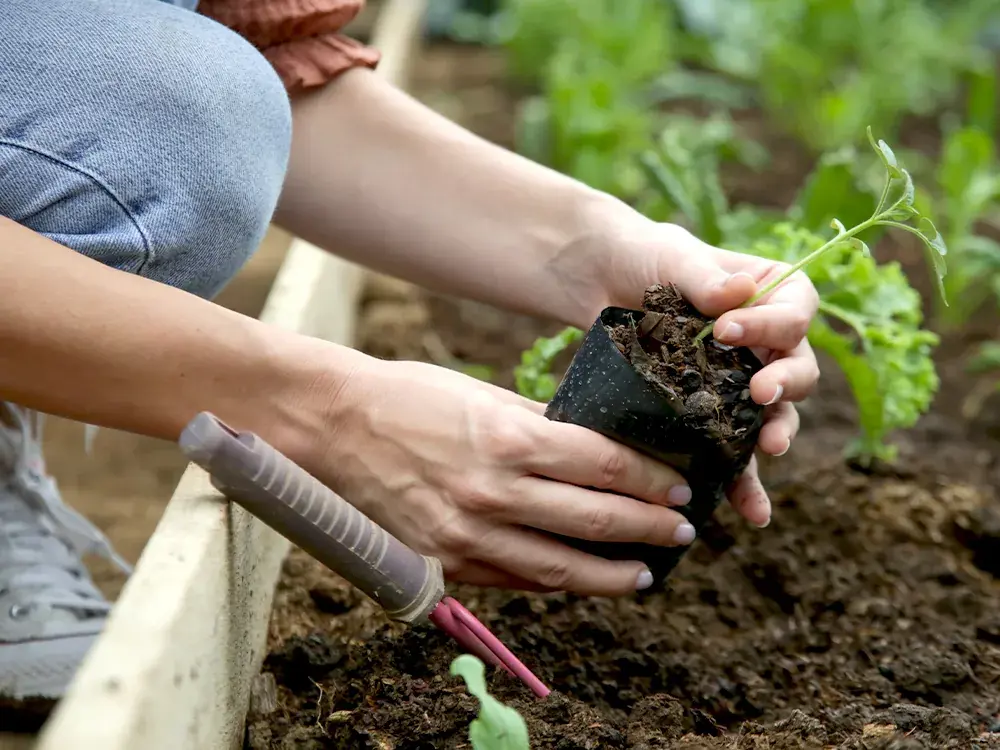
[178,411,444,623]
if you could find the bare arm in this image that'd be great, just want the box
[0,216,698,595]
[0,216,361,461]
[275,67,628,328]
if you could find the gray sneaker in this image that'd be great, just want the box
[0,404,131,700]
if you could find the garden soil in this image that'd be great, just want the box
[248,45,1000,749]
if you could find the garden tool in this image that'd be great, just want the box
[178,411,550,699]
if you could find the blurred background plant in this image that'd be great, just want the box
[423,0,1000,462]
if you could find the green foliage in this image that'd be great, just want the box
[513,327,583,402]
[739,225,939,463]
[492,0,985,459]
[450,655,531,750]
[675,0,996,153]
[637,113,769,246]
[929,125,1000,326]
[641,126,946,463]
[500,0,676,198]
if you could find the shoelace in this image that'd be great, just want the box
[0,404,131,618]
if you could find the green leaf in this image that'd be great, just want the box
[867,126,901,177]
[899,168,915,208]
[513,327,583,402]
[916,216,950,305]
[736,223,941,464]
[848,237,872,258]
[451,655,531,750]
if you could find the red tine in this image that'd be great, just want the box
[431,597,551,699]
[428,600,510,673]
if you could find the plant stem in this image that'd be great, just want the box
[693,215,881,343]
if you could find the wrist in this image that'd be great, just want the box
[197,323,371,481]
[553,188,657,328]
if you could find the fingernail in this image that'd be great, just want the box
[673,522,696,545]
[716,321,744,343]
[635,568,654,590]
[765,384,784,405]
[667,484,692,506]
[756,496,771,528]
[774,438,790,457]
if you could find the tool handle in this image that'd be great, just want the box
[178,412,443,623]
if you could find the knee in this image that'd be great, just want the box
[134,16,294,298]
[0,0,293,299]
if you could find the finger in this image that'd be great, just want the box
[713,303,812,352]
[446,560,557,593]
[524,419,692,506]
[748,341,820,404]
[476,526,656,596]
[758,402,799,456]
[658,227,759,316]
[503,475,697,547]
[728,456,771,527]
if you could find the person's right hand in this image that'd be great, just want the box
[309,358,697,596]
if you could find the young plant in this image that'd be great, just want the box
[696,127,949,342]
[689,128,949,463]
[513,327,583,402]
[450,654,531,750]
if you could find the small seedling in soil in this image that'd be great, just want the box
[450,654,531,750]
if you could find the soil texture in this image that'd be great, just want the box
[607,284,761,440]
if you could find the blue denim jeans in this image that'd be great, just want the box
[0,0,292,299]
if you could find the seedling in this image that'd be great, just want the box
[694,127,949,344]
[450,654,531,750]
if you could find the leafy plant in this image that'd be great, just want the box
[925,125,1000,327]
[501,0,677,199]
[514,327,583,402]
[684,129,948,463]
[699,128,949,339]
[733,223,940,463]
[637,112,771,246]
[672,0,996,154]
[450,654,531,750]
[512,129,949,462]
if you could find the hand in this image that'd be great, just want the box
[309,357,700,596]
[556,214,821,528]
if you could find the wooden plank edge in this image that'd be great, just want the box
[34,3,428,748]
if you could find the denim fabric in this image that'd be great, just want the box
[0,0,292,300]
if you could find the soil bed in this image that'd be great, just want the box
[249,44,1000,749]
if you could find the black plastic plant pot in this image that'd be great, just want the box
[543,305,766,589]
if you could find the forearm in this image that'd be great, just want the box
[0,217,362,461]
[275,67,627,326]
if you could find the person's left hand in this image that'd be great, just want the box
[553,216,820,528]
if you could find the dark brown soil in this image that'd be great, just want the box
[608,284,761,441]
[248,44,1000,750]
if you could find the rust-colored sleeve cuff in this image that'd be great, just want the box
[263,34,381,93]
[198,0,381,93]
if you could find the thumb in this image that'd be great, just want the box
[663,231,758,316]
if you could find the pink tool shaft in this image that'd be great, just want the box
[429,597,551,699]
